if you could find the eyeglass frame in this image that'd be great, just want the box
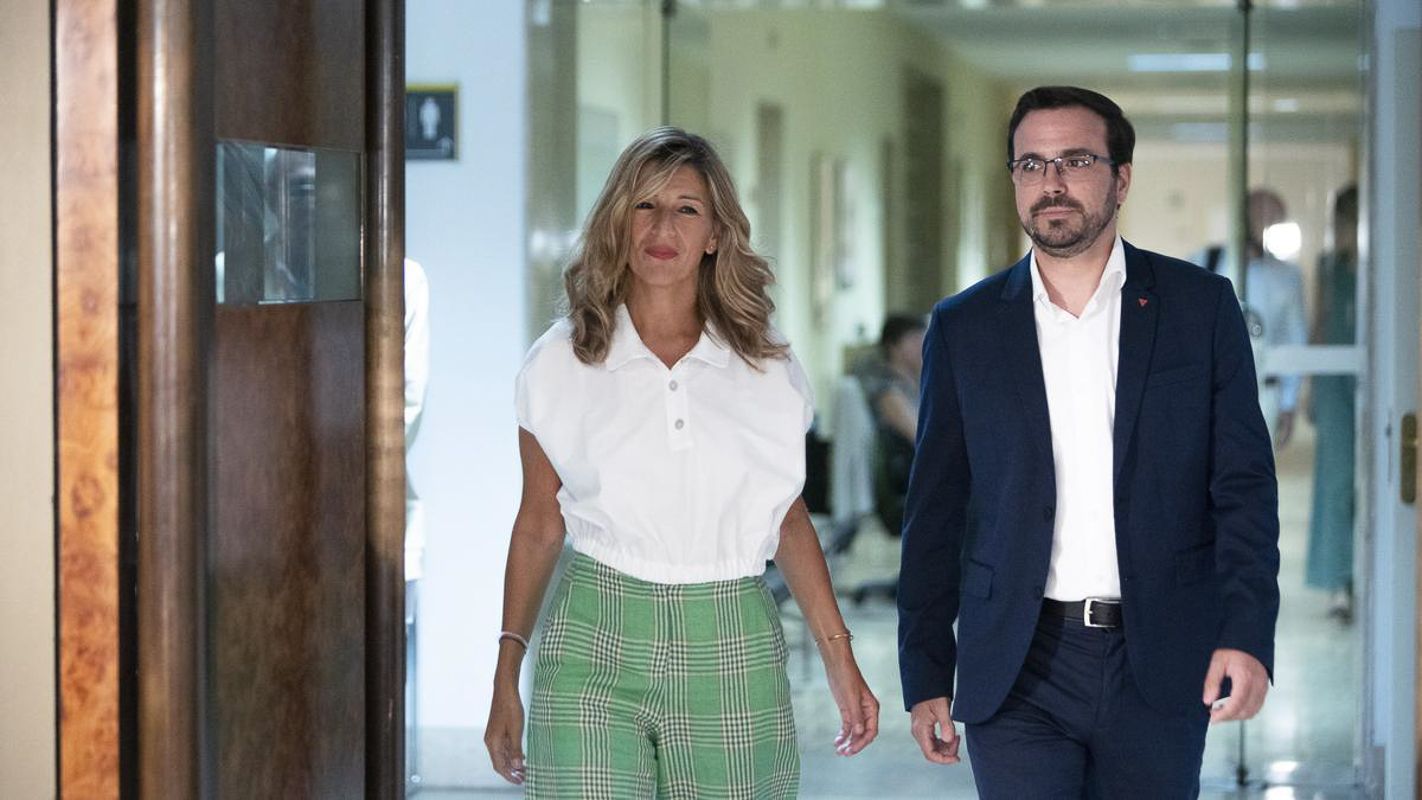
[1005,152,1116,183]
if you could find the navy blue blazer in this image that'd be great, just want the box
[897,241,1280,723]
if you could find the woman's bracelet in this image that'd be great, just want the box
[499,630,530,651]
[815,630,854,646]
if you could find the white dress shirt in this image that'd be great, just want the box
[515,304,814,584]
[1031,237,1126,601]
[1244,255,1307,412]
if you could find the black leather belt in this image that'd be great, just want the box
[1043,597,1123,629]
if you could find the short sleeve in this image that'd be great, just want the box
[514,360,534,433]
[514,319,573,438]
[784,346,816,433]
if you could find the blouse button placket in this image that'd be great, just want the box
[666,365,692,450]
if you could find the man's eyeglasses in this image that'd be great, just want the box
[1006,153,1114,183]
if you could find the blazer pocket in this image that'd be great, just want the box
[1174,542,1215,586]
[1146,363,1207,390]
[963,559,994,599]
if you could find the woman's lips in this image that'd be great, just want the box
[645,246,679,260]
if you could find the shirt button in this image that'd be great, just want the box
[1042,506,1054,521]
[669,380,678,391]
[674,419,685,430]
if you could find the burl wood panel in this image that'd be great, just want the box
[214,0,365,150]
[55,0,121,796]
[210,301,366,797]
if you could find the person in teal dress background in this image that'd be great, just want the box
[1306,185,1358,620]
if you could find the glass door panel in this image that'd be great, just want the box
[660,1,1368,797]
[1215,0,1366,791]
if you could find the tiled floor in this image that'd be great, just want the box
[419,425,1366,798]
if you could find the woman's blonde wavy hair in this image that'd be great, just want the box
[563,126,785,367]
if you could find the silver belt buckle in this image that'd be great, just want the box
[1082,597,1114,628]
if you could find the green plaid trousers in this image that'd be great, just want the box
[526,553,799,799]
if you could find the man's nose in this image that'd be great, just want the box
[1040,163,1068,194]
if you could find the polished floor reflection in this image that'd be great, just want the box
[420,423,1363,798]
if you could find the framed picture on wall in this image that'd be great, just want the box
[406,84,458,160]
[810,152,836,324]
[810,152,855,323]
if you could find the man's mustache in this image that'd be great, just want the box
[1031,197,1083,214]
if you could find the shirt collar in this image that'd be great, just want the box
[605,304,732,371]
[1029,235,1127,311]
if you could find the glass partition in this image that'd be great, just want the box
[404,1,1371,795]
[216,141,363,305]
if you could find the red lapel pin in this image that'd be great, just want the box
[1138,297,1149,308]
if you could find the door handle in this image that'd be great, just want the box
[1403,412,1417,505]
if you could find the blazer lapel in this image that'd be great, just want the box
[1113,241,1159,483]
[998,256,1055,471]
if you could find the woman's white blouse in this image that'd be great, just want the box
[515,305,814,584]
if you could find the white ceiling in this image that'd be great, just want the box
[889,2,1363,92]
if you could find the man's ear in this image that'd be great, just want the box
[1114,162,1132,207]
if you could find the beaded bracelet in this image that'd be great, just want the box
[815,631,854,645]
[499,630,530,650]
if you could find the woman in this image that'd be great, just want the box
[1306,185,1358,620]
[484,127,879,798]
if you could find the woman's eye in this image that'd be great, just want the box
[679,205,700,215]
[634,201,653,210]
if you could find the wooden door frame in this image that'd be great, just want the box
[55,0,406,795]
[55,0,122,795]
[365,0,407,796]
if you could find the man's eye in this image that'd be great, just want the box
[1066,157,1093,169]
[1021,160,1043,173]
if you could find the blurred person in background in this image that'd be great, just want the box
[856,313,926,540]
[1306,185,1359,621]
[1242,188,1308,449]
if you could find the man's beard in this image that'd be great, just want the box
[1021,189,1117,259]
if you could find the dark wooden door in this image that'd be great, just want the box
[129,0,405,796]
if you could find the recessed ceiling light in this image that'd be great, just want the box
[1128,53,1267,73]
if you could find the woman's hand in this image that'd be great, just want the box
[484,682,527,784]
[821,642,880,756]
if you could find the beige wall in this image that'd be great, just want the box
[0,0,57,797]
[658,9,1017,406]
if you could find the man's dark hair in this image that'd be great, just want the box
[1333,184,1358,224]
[879,314,926,356]
[1006,86,1136,173]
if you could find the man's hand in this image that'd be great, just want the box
[909,696,961,764]
[1274,410,1296,449]
[1202,648,1270,724]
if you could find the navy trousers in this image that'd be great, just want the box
[965,613,1209,799]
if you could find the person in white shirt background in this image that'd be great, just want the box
[1185,189,1307,449]
[483,127,879,798]
[1243,188,1308,449]
[402,257,430,787]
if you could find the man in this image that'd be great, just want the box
[897,86,1280,797]
[1241,189,1307,449]
[1184,189,1306,449]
